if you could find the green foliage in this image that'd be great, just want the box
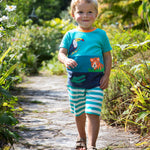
[122,69,150,132]
[102,46,150,136]
[105,27,150,66]
[32,0,71,20]
[0,49,20,148]
[41,51,66,75]
[2,0,71,25]
[0,3,21,148]
[5,18,74,75]
[99,0,148,30]
[0,106,20,147]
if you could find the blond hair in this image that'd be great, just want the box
[71,0,98,16]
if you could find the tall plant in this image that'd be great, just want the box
[0,48,19,149]
[138,0,150,33]
[0,2,20,149]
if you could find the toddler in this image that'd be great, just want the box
[58,0,112,149]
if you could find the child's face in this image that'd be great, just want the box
[72,1,97,30]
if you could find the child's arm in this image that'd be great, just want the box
[58,48,78,69]
[100,51,112,90]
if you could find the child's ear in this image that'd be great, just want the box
[95,13,98,18]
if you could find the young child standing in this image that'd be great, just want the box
[58,0,112,149]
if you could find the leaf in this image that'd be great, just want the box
[136,104,148,110]
[135,141,148,146]
[0,47,11,63]
[115,44,129,50]
[0,112,18,126]
[0,64,17,85]
[125,40,150,50]
[2,128,19,144]
[129,104,133,110]
[136,111,150,122]
[130,64,142,73]
[122,109,129,115]
[138,4,143,18]
[143,0,148,13]
[148,5,150,22]
[0,85,12,98]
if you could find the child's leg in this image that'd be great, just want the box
[87,114,100,147]
[67,86,87,149]
[75,113,86,139]
[85,86,104,148]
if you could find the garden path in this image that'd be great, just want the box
[12,75,142,150]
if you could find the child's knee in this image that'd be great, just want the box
[86,113,100,120]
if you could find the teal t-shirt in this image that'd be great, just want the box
[60,28,112,89]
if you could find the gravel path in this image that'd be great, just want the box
[12,75,142,150]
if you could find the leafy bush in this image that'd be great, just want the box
[5,18,75,75]
[103,27,150,66]
[102,49,150,137]
[98,0,150,31]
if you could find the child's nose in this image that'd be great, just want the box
[83,13,88,17]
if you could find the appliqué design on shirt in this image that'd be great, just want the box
[89,57,104,72]
[69,38,84,55]
[71,75,86,83]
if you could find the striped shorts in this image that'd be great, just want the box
[67,85,104,116]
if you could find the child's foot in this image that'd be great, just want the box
[87,146,97,150]
[75,137,86,150]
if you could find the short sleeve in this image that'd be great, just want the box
[59,31,70,50]
[102,31,112,53]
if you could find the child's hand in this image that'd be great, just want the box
[100,75,109,90]
[64,58,78,69]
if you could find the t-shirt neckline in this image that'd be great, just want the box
[76,28,97,33]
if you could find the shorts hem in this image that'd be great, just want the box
[71,111,85,116]
[71,111,101,116]
[85,112,101,116]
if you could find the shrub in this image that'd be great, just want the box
[103,27,150,67]
[5,18,75,75]
[102,49,150,138]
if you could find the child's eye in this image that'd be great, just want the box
[78,11,83,14]
[88,11,93,14]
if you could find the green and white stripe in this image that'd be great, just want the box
[68,86,104,116]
